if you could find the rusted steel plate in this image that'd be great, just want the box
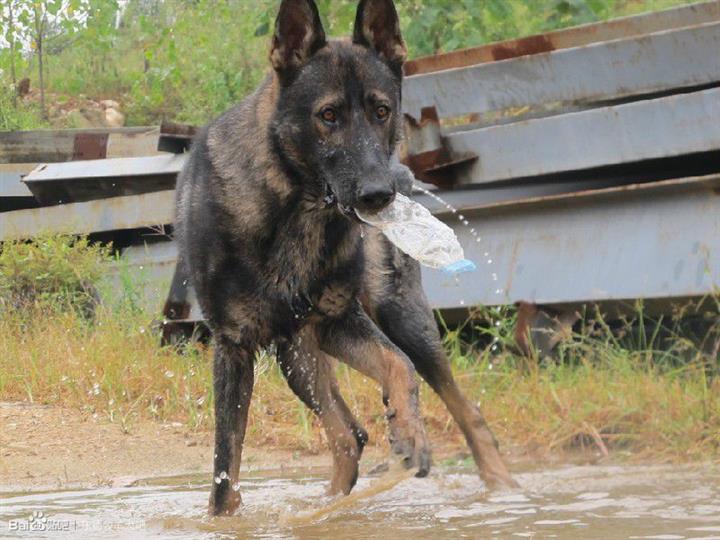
[404,1,720,76]
[0,190,175,241]
[403,22,720,121]
[0,127,162,164]
[22,154,185,205]
[445,86,720,185]
[72,132,109,160]
[423,174,720,309]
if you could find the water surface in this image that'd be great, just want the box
[2,463,719,539]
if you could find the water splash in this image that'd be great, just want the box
[413,183,504,297]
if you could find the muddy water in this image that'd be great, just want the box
[2,464,719,539]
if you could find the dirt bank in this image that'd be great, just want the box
[0,402,355,492]
[0,401,482,493]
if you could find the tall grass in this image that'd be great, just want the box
[0,235,718,460]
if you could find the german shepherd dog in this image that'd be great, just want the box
[175,0,516,516]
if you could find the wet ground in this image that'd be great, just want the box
[2,463,719,539]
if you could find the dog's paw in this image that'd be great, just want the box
[389,420,432,477]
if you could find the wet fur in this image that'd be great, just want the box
[174,0,515,516]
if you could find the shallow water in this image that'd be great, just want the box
[2,463,719,539]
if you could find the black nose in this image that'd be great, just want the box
[357,186,396,212]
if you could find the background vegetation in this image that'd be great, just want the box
[0,0,696,129]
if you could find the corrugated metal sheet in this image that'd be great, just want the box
[423,174,720,308]
[0,190,175,241]
[0,127,162,164]
[446,86,720,185]
[22,154,185,204]
[403,21,720,120]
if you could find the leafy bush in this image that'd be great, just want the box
[0,234,109,312]
[0,84,48,130]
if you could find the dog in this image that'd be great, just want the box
[174,0,517,516]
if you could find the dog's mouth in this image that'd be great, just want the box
[324,184,362,223]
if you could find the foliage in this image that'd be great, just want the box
[0,82,48,129]
[0,234,109,312]
[0,0,696,128]
[2,0,91,116]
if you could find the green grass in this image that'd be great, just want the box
[0,87,50,131]
[0,235,718,461]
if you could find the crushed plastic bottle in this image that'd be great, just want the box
[356,193,476,274]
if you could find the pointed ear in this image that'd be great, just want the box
[270,0,326,78]
[353,0,407,74]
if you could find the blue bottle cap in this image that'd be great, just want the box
[442,259,477,275]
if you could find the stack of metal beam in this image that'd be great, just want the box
[1,1,719,345]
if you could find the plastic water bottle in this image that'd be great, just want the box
[356,193,476,274]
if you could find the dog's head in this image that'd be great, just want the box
[270,0,407,215]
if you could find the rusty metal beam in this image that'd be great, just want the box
[158,121,197,153]
[446,86,720,185]
[0,190,175,241]
[404,1,720,76]
[403,21,720,121]
[22,154,185,205]
[0,127,163,164]
[423,174,720,309]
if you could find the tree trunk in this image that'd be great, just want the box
[38,37,45,118]
[9,2,17,108]
[35,9,47,119]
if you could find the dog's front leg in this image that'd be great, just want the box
[208,336,254,516]
[316,304,431,476]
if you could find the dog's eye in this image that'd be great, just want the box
[320,107,337,124]
[376,105,390,120]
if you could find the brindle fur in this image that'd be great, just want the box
[174,0,516,516]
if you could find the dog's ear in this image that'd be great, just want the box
[353,0,407,75]
[270,0,326,79]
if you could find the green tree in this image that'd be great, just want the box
[14,0,89,117]
[1,0,28,107]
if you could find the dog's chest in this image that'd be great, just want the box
[270,211,363,320]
